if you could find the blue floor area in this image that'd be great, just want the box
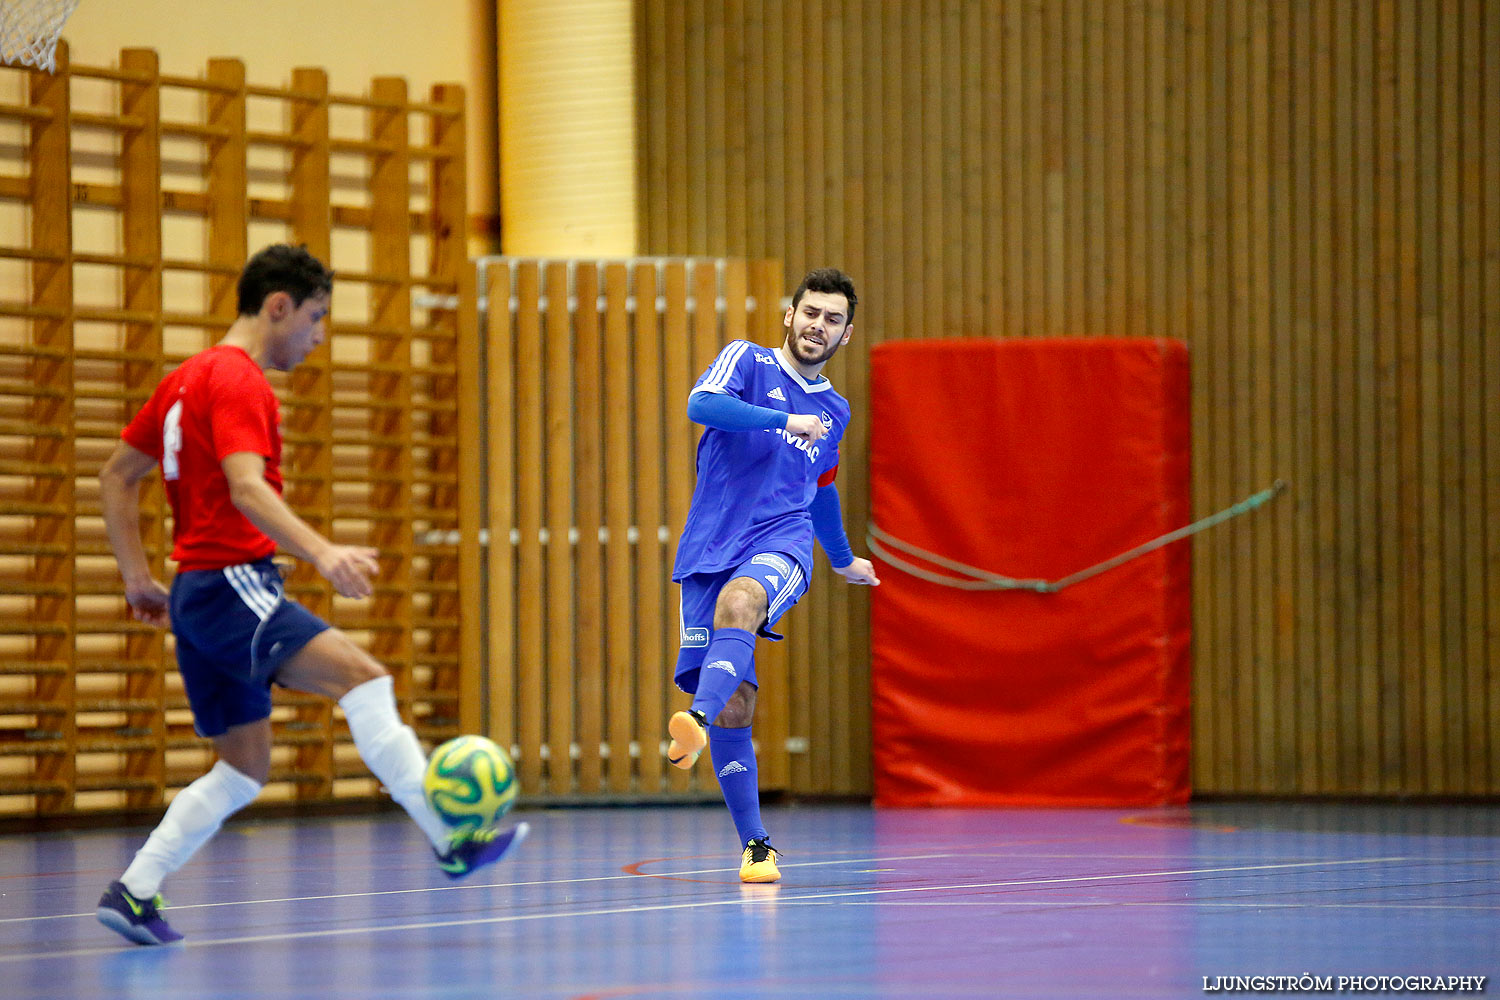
[1,802,1496,998]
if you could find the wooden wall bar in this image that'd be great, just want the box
[480,257,787,798]
[0,44,475,816]
[634,0,1500,796]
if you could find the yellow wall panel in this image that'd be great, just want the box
[500,0,636,255]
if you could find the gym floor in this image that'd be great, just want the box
[2,801,1496,998]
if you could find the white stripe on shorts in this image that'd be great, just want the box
[766,563,804,621]
[224,563,277,621]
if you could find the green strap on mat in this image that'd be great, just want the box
[866,480,1286,594]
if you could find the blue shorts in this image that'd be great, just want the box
[674,551,808,695]
[169,558,330,738]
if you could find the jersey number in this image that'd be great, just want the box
[162,400,183,481]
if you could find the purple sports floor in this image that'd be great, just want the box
[2,802,1496,998]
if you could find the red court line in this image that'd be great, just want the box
[620,854,732,884]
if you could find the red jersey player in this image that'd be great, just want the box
[94,244,526,946]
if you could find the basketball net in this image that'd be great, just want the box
[0,0,80,73]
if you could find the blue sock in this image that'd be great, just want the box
[709,724,766,846]
[690,627,756,723]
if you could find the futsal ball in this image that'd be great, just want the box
[423,735,518,833]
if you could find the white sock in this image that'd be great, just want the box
[339,675,451,851]
[121,759,261,899]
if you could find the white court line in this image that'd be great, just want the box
[0,856,1409,964]
[826,900,1500,911]
[9,848,1465,925]
[0,852,968,925]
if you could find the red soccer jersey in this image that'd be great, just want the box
[122,344,282,570]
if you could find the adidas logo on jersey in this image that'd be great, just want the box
[767,386,787,402]
[717,761,749,777]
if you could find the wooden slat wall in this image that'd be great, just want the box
[634,0,1500,796]
[480,257,786,797]
[0,44,476,817]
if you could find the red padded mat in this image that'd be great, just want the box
[869,338,1191,806]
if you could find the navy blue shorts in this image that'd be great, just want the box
[169,558,329,738]
[673,551,808,695]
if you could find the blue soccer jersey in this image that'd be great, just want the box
[672,340,851,582]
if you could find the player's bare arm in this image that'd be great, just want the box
[221,450,378,599]
[98,440,172,627]
[784,413,829,444]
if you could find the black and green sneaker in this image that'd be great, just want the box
[97,880,184,945]
[436,821,530,879]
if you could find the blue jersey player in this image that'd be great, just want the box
[666,267,880,883]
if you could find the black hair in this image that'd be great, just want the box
[791,267,857,322]
[236,244,334,316]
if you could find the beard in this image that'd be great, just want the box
[788,330,841,367]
